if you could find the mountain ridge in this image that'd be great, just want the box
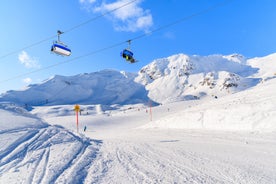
[1,52,275,106]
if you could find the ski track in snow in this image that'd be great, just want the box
[1,111,276,184]
[83,131,276,184]
[2,96,276,184]
[0,124,102,184]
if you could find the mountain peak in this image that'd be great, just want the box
[1,52,274,106]
[223,53,247,64]
[135,53,260,104]
[0,70,149,106]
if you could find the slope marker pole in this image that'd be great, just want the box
[74,104,80,133]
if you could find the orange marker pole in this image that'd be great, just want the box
[74,104,80,133]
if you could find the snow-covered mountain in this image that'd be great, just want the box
[0,70,149,106]
[1,53,276,106]
[135,53,261,104]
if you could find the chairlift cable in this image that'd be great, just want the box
[0,0,139,61]
[0,40,127,84]
[0,0,233,84]
[63,0,139,34]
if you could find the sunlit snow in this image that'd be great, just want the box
[1,53,276,183]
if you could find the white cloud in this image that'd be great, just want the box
[80,0,153,32]
[18,51,40,69]
[135,13,152,29]
[22,77,32,84]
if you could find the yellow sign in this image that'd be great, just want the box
[74,104,80,112]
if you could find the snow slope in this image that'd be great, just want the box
[247,52,276,79]
[28,77,276,183]
[32,78,276,133]
[141,78,276,131]
[2,92,276,183]
[0,103,101,184]
[0,70,149,106]
[1,52,276,183]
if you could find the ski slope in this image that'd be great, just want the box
[0,104,101,183]
[2,108,276,183]
[1,52,276,183]
[1,79,276,183]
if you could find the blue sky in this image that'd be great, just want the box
[0,0,276,93]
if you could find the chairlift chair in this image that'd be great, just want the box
[51,30,71,56]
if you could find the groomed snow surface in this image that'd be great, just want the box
[1,78,276,183]
[1,53,276,183]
